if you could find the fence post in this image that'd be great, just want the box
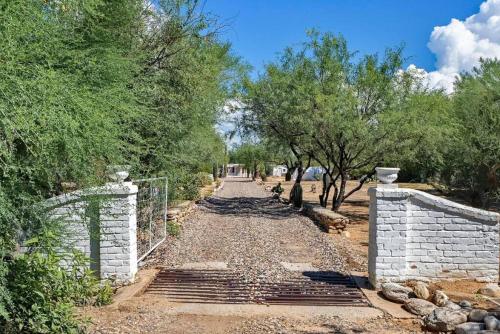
[368,167,407,287]
[99,181,138,283]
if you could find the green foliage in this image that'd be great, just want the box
[230,142,270,179]
[271,183,284,195]
[169,171,201,201]
[443,59,500,206]
[166,221,181,237]
[0,0,241,330]
[387,91,453,183]
[3,233,112,333]
[195,172,214,187]
[245,32,424,210]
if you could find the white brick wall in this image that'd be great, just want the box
[368,186,500,287]
[45,182,138,283]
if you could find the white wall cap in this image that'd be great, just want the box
[368,187,499,223]
[44,183,138,209]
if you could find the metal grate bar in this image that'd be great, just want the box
[145,269,369,306]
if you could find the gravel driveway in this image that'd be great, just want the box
[88,178,423,333]
[146,178,348,281]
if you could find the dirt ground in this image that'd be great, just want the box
[83,294,421,334]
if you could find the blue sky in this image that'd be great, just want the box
[204,0,485,77]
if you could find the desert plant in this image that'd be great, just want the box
[166,222,181,237]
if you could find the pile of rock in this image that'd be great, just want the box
[381,282,500,333]
[166,201,196,224]
[302,204,350,233]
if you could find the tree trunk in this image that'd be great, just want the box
[332,174,347,211]
[212,164,218,181]
[289,163,304,208]
[319,173,332,207]
[320,182,333,208]
[252,161,257,181]
[285,166,296,181]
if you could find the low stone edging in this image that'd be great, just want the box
[167,180,224,224]
[302,203,350,233]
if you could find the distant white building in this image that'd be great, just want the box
[272,165,288,176]
[292,166,325,181]
[226,163,247,177]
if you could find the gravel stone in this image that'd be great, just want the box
[433,290,449,307]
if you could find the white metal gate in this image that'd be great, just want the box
[133,177,168,262]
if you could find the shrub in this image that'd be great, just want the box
[170,171,201,201]
[442,59,500,208]
[195,172,214,187]
[166,222,181,237]
[2,234,112,333]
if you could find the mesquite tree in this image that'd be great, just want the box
[245,32,429,211]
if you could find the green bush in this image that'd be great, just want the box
[169,172,201,201]
[442,59,500,207]
[2,234,112,333]
[166,222,181,237]
[195,173,214,187]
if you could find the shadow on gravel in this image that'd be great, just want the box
[301,271,357,286]
[199,196,296,219]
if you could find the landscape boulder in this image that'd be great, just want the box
[433,290,449,307]
[444,301,462,311]
[424,308,468,332]
[459,300,473,309]
[404,298,437,316]
[478,284,500,298]
[469,309,489,322]
[413,282,430,300]
[381,283,413,303]
[484,316,500,330]
[454,322,485,334]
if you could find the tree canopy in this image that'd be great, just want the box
[243,32,447,210]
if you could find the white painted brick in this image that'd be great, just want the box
[368,186,499,287]
[410,249,428,256]
[436,257,455,264]
[45,183,138,284]
[412,211,428,217]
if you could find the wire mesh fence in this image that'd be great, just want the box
[133,177,167,262]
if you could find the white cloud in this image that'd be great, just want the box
[410,0,500,93]
[217,99,245,146]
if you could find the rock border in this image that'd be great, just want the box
[302,203,350,233]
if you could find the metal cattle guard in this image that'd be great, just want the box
[133,177,168,263]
